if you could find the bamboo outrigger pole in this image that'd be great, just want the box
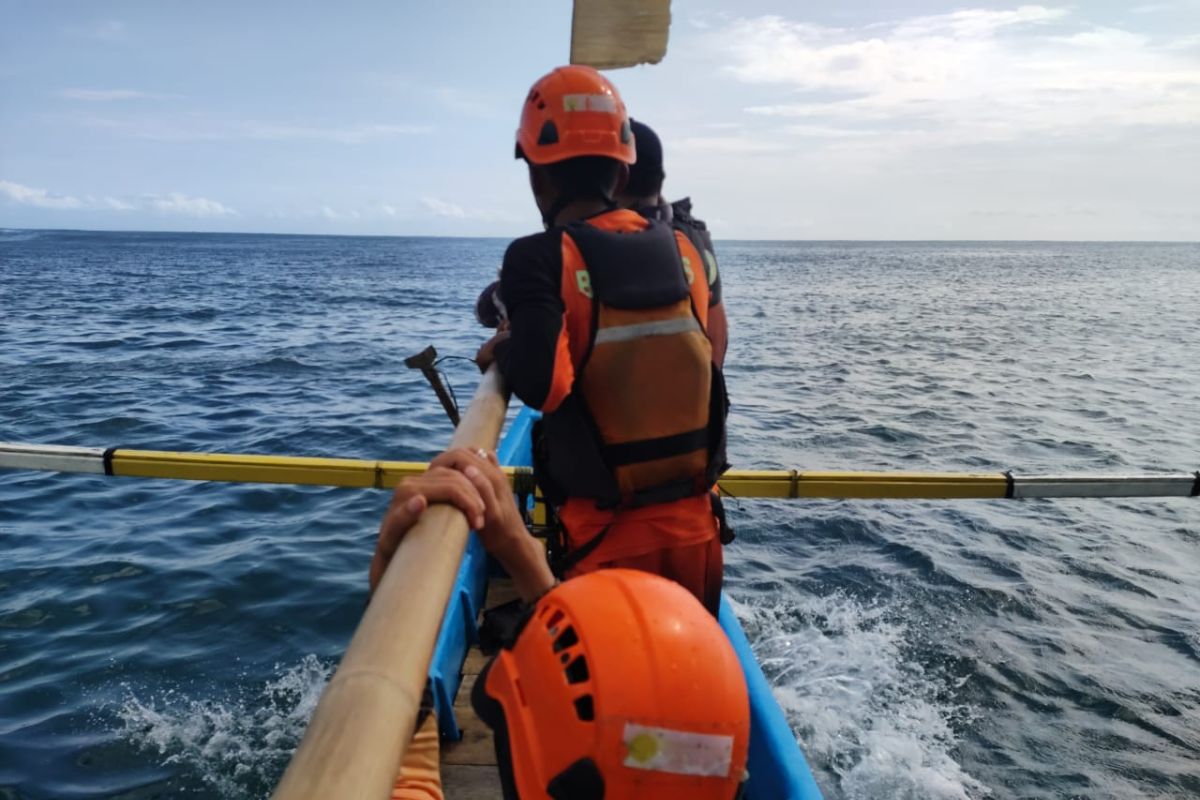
[269,367,508,800]
[1,441,1197,500]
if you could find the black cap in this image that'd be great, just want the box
[627,119,665,198]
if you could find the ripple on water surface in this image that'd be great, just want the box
[2,234,1199,799]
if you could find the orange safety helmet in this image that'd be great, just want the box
[472,569,750,800]
[515,65,636,166]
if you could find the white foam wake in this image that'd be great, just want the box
[734,592,989,800]
[117,654,332,797]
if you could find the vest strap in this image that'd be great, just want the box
[626,478,698,507]
[603,427,708,468]
[550,523,612,576]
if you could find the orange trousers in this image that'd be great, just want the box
[566,533,724,615]
[390,712,443,800]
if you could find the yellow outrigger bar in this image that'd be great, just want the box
[2,442,1197,500]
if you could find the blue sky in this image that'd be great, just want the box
[2,0,1198,239]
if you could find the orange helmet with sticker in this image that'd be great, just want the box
[472,569,750,799]
[515,65,636,165]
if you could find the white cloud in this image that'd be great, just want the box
[60,88,169,101]
[0,180,83,209]
[318,205,362,220]
[361,73,503,118]
[0,180,208,215]
[91,195,136,211]
[890,5,1067,39]
[79,116,432,143]
[673,135,791,154]
[420,196,468,218]
[434,87,500,118]
[148,193,236,217]
[1131,2,1176,13]
[291,200,514,225]
[1048,27,1149,48]
[242,122,432,143]
[417,195,523,224]
[1164,33,1200,51]
[715,7,1200,149]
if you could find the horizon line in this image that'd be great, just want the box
[2,225,1198,245]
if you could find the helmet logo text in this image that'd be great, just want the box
[563,93,617,113]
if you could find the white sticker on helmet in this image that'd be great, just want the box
[622,723,734,778]
[562,93,618,113]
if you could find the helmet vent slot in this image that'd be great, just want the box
[552,625,579,653]
[537,121,559,146]
[573,694,595,722]
[564,655,590,684]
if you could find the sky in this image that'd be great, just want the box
[2,0,1199,240]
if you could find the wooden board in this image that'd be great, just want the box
[570,0,671,68]
[441,765,505,799]
[440,579,518,797]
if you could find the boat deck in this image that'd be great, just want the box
[440,578,516,798]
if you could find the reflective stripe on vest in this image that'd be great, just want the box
[593,316,701,345]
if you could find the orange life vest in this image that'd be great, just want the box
[535,209,729,509]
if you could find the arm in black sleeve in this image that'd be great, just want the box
[495,231,564,410]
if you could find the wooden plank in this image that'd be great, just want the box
[441,764,505,799]
[439,577,517,791]
[463,648,490,675]
[570,0,671,68]
[484,579,523,608]
[441,711,498,766]
[456,673,478,707]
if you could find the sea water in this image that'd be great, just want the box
[1,230,1198,799]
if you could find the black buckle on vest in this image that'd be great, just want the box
[711,491,736,545]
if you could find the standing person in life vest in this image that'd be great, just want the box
[616,119,728,368]
[375,449,750,800]
[475,65,732,615]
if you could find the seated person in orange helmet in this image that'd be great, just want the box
[373,448,750,800]
[476,65,733,615]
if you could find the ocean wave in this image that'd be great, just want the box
[733,591,988,800]
[116,655,332,798]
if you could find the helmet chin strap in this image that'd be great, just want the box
[542,189,617,230]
